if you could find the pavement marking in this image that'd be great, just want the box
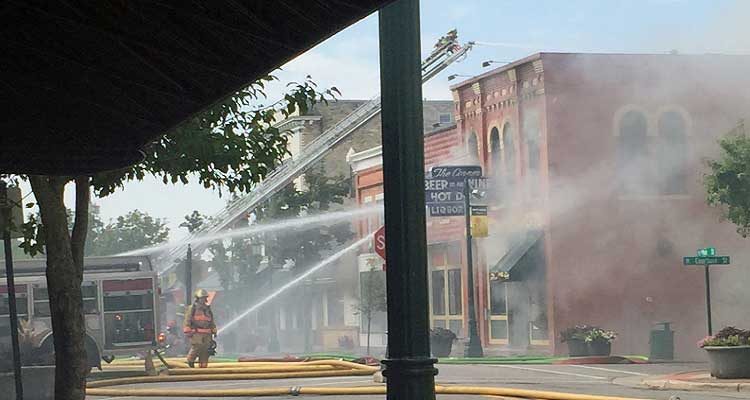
[567,365,648,376]
[489,364,608,380]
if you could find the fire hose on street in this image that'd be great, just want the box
[87,358,654,400]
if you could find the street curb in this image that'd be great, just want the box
[614,374,750,393]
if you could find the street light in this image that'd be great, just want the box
[463,180,484,357]
[482,60,511,68]
[447,74,472,81]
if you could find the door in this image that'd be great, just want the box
[487,279,509,344]
[429,243,463,337]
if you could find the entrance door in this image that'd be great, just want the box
[487,279,509,344]
[429,243,463,337]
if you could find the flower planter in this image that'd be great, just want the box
[566,339,589,357]
[704,346,750,379]
[431,339,453,358]
[587,341,612,357]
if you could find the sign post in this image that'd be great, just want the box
[0,182,23,400]
[683,248,730,335]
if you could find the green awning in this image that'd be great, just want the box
[489,230,543,281]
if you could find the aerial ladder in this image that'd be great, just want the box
[157,33,473,273]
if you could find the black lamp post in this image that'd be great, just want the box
[463,180,484,357]
[482,60,511,68]
[448,74,472,81]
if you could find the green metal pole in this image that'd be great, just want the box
[379,1,437,399]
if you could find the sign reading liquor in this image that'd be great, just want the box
[424,166,486,217]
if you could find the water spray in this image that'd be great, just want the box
[116,205,382,259]
[217,233,373,335]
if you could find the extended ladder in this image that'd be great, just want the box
[158,35,473,273]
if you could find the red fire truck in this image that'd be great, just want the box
[0,256,159,371]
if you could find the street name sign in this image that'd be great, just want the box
[683,256,730,266]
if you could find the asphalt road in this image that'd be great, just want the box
[86,362,750,400]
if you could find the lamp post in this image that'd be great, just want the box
[481,60,511,68]
[447,74,472,81]
[463,179,484,357]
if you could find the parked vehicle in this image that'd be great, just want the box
[0,256,159,372]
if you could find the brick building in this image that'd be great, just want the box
[251,100,453,352]
[349,53,750,359]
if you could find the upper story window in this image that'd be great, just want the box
[617,110,650,194]
[439,113,452,124]
[657,111,688,194]
[502,122,515,178]
[489,127,501,174]
[467,132,480,163]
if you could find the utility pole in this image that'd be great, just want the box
[379,1,437,398]
[1,182,23,400]
[463,179,483,357]
[185,244,192,310]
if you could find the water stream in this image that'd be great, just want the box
[217,233,373,335]
[117,204,382,258]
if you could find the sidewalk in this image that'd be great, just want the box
[616,370,750,393]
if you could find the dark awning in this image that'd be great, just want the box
[0,1,392,174]
[489,230,543,281]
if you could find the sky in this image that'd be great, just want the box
[46,0,749,240]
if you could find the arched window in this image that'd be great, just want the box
[467,132,480,164]
[658,111,688,194]
[489,127,501,174]
[502,123,514,177]
[617,110,649,194]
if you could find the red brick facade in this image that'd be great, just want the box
[351,53,750,359]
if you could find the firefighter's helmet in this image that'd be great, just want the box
[194,289,209,299]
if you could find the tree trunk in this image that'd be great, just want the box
[30,176,88,400]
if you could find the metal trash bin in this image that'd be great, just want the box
[649,322,674,361]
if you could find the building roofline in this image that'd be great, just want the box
[425,123,457,137]
[449,51,750,90]
[449,53,542,90]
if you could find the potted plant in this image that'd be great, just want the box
[430,328,457,357]
[560,325,591,356]
[585,328,617,356]
[699,326,750,379]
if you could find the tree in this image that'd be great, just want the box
[705,121,750,237]
[5,75,337,400]
[87,210,169,256]
[354,266,387,355]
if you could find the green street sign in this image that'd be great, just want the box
[697,247,716,257]
[683,256,730,266]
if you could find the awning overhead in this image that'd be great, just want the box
[0,1,392,174]
[489,230,543,281]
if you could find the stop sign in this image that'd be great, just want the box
[374,225,386,260]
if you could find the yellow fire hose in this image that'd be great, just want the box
[89,359,652,400]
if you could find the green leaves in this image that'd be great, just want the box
[705,121,750,237]
[91,75,337,198]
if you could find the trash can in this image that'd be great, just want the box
[649,322,674,361]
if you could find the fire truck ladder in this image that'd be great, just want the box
[157,37,474,274]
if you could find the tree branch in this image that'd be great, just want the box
[71,176,90,272]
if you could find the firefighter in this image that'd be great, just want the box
[183,289,217,368]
